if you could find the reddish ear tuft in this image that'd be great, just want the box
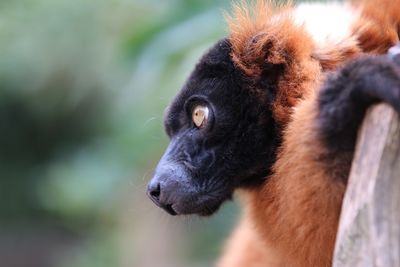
[226,1,319,126]
[226,1,313,78]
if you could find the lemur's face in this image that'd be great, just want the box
[147,39,280,216]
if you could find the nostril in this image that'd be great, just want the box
[147,180,179,215]
[150,184,161,198]
[150,183,161,199]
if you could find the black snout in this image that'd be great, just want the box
[147,179,178,216]
[147,142,227,216]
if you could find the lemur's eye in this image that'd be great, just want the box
[192,105,209,128]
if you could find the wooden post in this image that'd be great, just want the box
[333,104,400,267]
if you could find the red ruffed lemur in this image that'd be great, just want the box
[147,0,400,266]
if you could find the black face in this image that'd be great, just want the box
[147,39,281,216]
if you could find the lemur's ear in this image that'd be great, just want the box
[230,32,286,78]
[226,1,319,126]
[226,1,313,79]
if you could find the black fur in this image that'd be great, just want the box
[147,39,281,216]
[318,54,400,180]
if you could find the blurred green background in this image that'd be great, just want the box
[0,0,239,267]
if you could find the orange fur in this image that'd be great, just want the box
[314,0,400,70]
[248,92,347,266]
[217,198,284,267]
[226,1,320,126]
[313,38,361,71]
[219,0,400,266]
[352,0,400,53]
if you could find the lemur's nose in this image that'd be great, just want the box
[147,178,178,216]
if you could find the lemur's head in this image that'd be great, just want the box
[147,2,336,216]
[148,39,280,216]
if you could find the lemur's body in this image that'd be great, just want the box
[147,1,400,266]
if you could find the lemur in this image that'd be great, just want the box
[147,0,400,266]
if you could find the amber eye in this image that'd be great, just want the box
[192,105,209,128]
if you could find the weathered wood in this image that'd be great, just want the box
[333,104,400,267]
